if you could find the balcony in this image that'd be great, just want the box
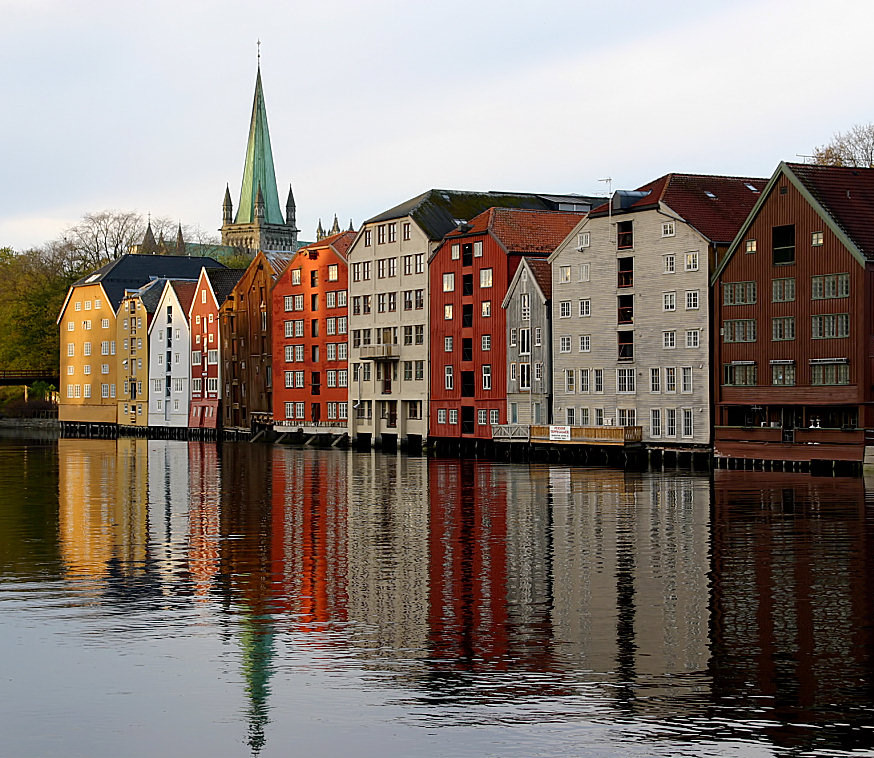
[360,343,400,360]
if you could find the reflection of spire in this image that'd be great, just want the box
[238,611,275,756]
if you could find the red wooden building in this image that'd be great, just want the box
[220,250,295,431]
[272,231,355,432]
[428,208,581,443]
[712,162,874,467]
[188,268,244,431]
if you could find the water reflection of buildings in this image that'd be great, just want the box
[58,438,150,583]
[710,470,874,753]
[548,468,712,710]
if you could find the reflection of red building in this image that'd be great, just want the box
[428,458,510,665]
[187,441,221,597]
[710,470,874,750]
[189,268,244,430]
[272,231,355,431]
[270,448,348,632]
[429,209,581,440]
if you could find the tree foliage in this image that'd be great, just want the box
[813,122,874,168]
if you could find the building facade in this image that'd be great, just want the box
[712,162,874,465]
[148,280,196,429]
[189,268,244,431]
[548,174,765,451]
[503,257,553,425]
[220,250,294,430]
[429,208,581,443]
[272,230,355,433]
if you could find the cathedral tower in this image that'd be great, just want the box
[221,64,298,254]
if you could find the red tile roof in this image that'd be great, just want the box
[525,257,552,300]
[443,207,582,255]
[787,162,874,259]
[297,230,357,261]
[170,280,198,314]
[591,173,767,244]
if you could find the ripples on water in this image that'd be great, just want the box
[0,437,872,757]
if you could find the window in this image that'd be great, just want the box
[772,277,795,302]
[723,319,757,342]
[388,223,397,243]
[490,409,499,425]
[662,221,675,237]
[663,331,676,349]
[295,294,304,310]
[664,255,675,274]
[684,252,699,271]
[566,408,575,425]
[595,408,604,426]
[451,244,460,260]
[682,408,694,437]
[482,335,491,351]
[579,263,590,282]
[473,241,483,258]
[482,364,491,390]
[294,345,304,362]
[772,316,795,341]
[444,365,454,390]
[509,328,517,347]
[291,268,302,286]
[578,231,591,248]
[295,371,305,388]
[444,304,453,320]
[745,239,757,254]
[579,335,590,352]
[67,321,74,331]
[415,325,424,344]
[284,320,294,338]
[651,409,661,436]
[771,362,796,386]
[443,272,455,292]
[351,263,361,283]
[481,301,491,317]
[83,342,91,356]
[534,328,541,346]
[364,229,372,246]
[445,336,453,352]
[681,366,693,393]
[617,368,635,393]
[617,220,633,249]
[377,225,386,244]
[772,224,795,265]
[101,318,109,329]
[559,336,571,353]
[666,408,677,437]
[579,368,590,392]
[723,281,757,305]
[192,350,202,365]
[812,273,849,299]
[449,410,458,425]
[377,259,386,279]
[663,292,676,311]
[685,330,700,349]
[811,360,849,385]
[665,367,677,393]
[594,369,603,393]
[564,369,575,392]
[559,266,572,283]
[207,378,218,393]
[811,231,823,246]
[415,254,425,274]
[685,290,699,310]
[650,368,660,392]
[559,301,571,318]
[520,293,530,321]
[579,299,591,317]
[723,363,757,386]
[480,268,493,288]
[362,261,371,280]
[437,409,447,424]
[478,409,488,426]
[811,313,849,339]
[402,222,411,241]
[617,408,636,427]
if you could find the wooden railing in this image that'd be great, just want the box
[492,425,643,446]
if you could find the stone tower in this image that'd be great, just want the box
[221,65,298,255]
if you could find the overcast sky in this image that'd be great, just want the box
[1,0,871,250]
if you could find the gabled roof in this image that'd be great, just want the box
[205,268,246,306]
[235,66,284,226]
[713,161,874,281]
[365,189,599,242]
[64,253,225,314]
[787,162,874,260]
[502,256,552,309]
[297,230,357,262]
[129,276,167,314]
[169,280,198,314]
[440,207,583,256]
[262,250,296,281]
[591,173,767,244]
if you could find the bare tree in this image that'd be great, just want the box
[63,210,146,270]
[813,122,874,168]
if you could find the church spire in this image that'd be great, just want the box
[234,65,283,226]
[141,218,158,255]
[223,184,233,224]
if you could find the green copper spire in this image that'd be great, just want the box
[235,67,284,226]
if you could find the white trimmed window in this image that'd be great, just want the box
[559,336,571,353]
[579,335,590,352]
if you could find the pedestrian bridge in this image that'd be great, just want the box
[0,370,60,387]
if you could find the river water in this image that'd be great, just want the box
[0,436,872,757]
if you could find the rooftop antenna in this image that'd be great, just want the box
[599,177,613,233]
[257,39,261,66]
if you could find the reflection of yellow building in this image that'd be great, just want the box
[58,438,149,580]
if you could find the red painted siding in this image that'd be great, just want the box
[189,270,221,429]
